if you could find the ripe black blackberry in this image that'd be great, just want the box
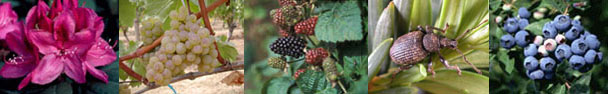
[270,36,307,58]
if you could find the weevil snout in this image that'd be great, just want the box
[441,38,458,49]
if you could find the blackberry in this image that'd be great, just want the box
[305,48,329,65]
[293,69,306,79]
[295,16,318,35]
[270,36,307,58]
[267,57,287,69]
[270,5,303,30]
[278,29,290,37]
[278,0,296,6]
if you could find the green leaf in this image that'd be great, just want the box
[408,0,433,29]
[392,64,427,84]
[370,86,418,94]
[296,70,329,94]
[86,82,119,94]
[118,0,137,26]
[368,38,393,79]
[369,3,395,52]
[524,19,551,35]
[102,57,120,82]
[315,1,364,42]
[414,70,489,94]
[217,38,239,62]
[263,77,293,94]
[497,49,514,74]
[40,81,72,94]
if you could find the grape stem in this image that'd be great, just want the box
[134,62,244,94]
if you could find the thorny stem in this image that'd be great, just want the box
[337,81,348,94]
[306,35,318,47]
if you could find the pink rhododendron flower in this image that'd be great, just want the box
[0,2,19,40]
[0,0,116,90]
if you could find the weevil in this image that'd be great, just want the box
[389,21,487,77]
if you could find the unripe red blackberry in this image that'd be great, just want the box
[278,29,290,37]
[278,0,296,6]
[270,5,303,30]
[305,48,328,65]
[267,57,287,69]
[270,36,307,58]
[293,69,306,79]
[295,16,318,35]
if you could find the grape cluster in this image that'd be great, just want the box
[500,7,603,80]
[140,18,164,45]
[145,7,221,86]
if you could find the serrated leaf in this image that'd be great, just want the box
[263,77,293,94]
[217,39,239,62]
[296,70,329,94]
[525,19,551,35]
[315,1,364,42]
[414,70,489,94]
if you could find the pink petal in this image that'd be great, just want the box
[1,23,21,41]
[50,0,63,19]
[0,2,18,26]
[84,63,108,83]
[31,55,64,85]
[66,29,96,55]
[0,62,35,78]
[25,0,52,31]
[85,39,116,67]
[18,73,33,90]
[53,11,76,43]
[72,8,97,32]
[63,55,86,84]
[27,30,58,55]
[93,17,104,37]
[63,0,78,9]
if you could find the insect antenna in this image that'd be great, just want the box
[455,48,482,74]
[455,19,488,40]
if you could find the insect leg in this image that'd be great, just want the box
[427,56,436,77]
[456,49,483,74]
[425,23,449,34]
[439,54,462,75]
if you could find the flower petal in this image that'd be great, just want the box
[72,8,97,32]
[63,55,86,84]
[25,0,52,31]
[0,62,35,78]
[31,55,64,85]
[84,62,108,83]
[53,11,76,43]
[27,30,58,55]
[0,2,18,26]
[66,29,96,55]
[18,73,33,90]
[85,39,116,67]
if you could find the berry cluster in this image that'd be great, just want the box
[270,36,307,58]
[305,48,329,65]
[500,7,603,80]
[140,18,164,45]
[145,7,221,86]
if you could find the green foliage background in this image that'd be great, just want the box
[489,0,608,93]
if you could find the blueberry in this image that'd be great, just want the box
[542,22,557,38]
[538,46,549,56]
[584,50,597,64]
[553,15,571,31]
[515,31,530,47]
[544,71,554,79]
[571,19,581,25]
[571,38,588,55]
[518,7,531,18]
[540,57,556,71]
[569,55,585,70]
[533,36,544,46]
[543,39,557,52]
[504,18,519,33]
[584,34,600,50]
[524,44,537,56]
[565,29,580,40]
[555,44,572,61]
[528,70,544,80]
[524,56,539,70]
[501,34,515,49]
[555,34,566,44]
[519,19,529,29]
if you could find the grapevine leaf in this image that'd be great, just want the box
[216,37,239,62]
[263,77,293,94]
[414,70,489,94]
[118,0,137,26]
[315,1,364,42]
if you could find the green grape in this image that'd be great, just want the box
[169,11,178,20]
[210,49,218,58]
[203,55,213,65]
[162,69,172,79]
[170,20,180,29]
[193,57,202,64]
[172,55,183,65]
[163,43,176,54]
[185,41,194,50]
[176,43,186,54]
[153,61,164,72]
[191,45,203,54]
[187,53,196,62]
[164,60,175,70]
[201,46,210,55]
